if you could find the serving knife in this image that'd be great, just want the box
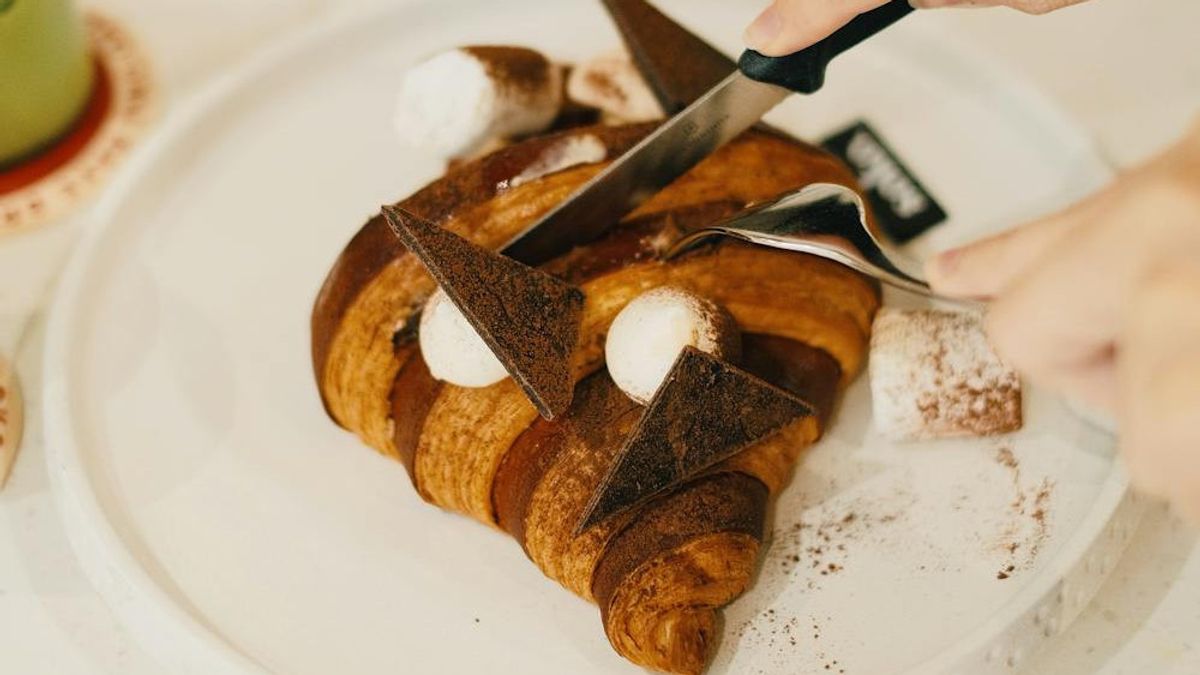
[503,0,915,265]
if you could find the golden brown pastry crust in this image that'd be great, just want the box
[313,124,652,454]
[594,474,768,674]
[412,245,874,524]
[312,124,861,455]
[312,123,879,674]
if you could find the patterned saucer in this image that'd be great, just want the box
[0,354,21,487]
[0,11,156,235]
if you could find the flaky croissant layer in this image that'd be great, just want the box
[312,124,879,673]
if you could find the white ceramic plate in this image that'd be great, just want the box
[44,2,1138,673]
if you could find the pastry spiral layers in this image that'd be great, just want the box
[312,123,880,673]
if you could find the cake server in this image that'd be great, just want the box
[668,182,982,308]
[503,0,914,265]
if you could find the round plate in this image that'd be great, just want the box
[44,1,1135,673]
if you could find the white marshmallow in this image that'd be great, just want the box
[567,50,664,124]
[605,287,741,404]
[395,47,563,158]
[419,288,508,388]
[869,308,1022,442]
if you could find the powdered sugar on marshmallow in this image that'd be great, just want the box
[605,287,741,404]
[567,50,664,124]
[870,308,1022,441]
[395,47,563,158]
[419,288,508,388]
[501,134,608,191]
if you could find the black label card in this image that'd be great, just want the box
[821,121,947,244]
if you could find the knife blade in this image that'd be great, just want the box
[503,71,787,264]
[502,0,914,266]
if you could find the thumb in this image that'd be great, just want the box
[745,0,890,56]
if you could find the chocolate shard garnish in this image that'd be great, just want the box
[382,206,584,419]
[578,347,813,532]
[601,0,736,114]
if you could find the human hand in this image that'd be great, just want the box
[925,120,1200,522]
[745,0,1092,56]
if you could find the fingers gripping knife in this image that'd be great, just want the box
[597,1,969,301]
[503,0,916,267]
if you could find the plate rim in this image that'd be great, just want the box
[41,3,1130,674]
[40,5,414,673]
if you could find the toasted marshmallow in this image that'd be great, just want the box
[870,308,1022,442]
[419,288,508,388]
[567,50,664,124]
[605,287,741,404]
[395,46,563,158]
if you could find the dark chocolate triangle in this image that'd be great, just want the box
[578,347,813,531]
[601,0,736,114]
[382,206,584,419]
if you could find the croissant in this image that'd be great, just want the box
[312,123,880,673]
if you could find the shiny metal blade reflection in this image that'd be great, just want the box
[503,71,789,264]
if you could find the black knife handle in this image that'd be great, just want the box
[738,0,914,94]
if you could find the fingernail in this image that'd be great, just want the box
[744,5,782,51]
[930,247,962,279]
[910,0,979,7]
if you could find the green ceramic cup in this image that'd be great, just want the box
[0,0,94,166]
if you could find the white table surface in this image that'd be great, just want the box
[1,1,1198,673]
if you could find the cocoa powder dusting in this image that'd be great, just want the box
[768,504,907,591]
[382,206,583,419]
[583,69,628,104]
[578,347,812,530]
[991,445,1054,578]
[913,315,1022,436]
[462,46,553,95]
[873,309,1023,440]
[733,613,845,673]
[728,495,912,673]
